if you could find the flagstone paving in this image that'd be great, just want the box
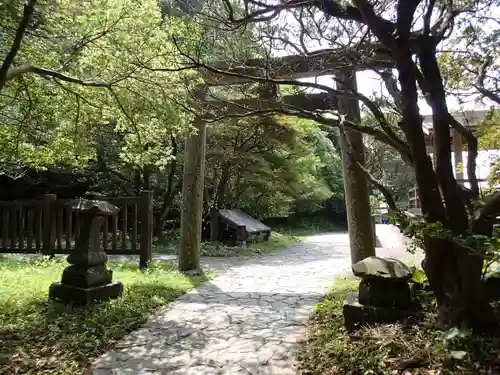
[91,225,417,375]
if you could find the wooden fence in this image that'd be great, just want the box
[0,191,153,267]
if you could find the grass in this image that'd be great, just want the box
[271,216,345,237]
[154,230,304,257]
[0,256,207,375]
[298,278,500,375]
[154,217,342,257]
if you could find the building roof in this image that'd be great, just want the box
[421,109,491,135]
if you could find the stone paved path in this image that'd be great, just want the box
[92,225,417,375]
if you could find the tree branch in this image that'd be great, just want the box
[474,56,500,105]
[415,63,480,198]
[423,0,437,36]
[351,0,398,50]
[0,0,38,90]
[5,65,110,87]
[340,128,398,211]
[397,0,421,41]
[205,98,412,161]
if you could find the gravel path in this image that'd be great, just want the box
[91,225,416,375]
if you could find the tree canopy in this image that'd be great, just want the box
[0,0,344,230]
[0,0,196,175]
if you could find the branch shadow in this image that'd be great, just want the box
[93,288,332,374]
[0,260,205,375]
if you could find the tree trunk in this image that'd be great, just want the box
[155,137,179,242]
[384,38,496,331]
[133,171,142,195]
[216,163,230,209]
[418,40,468,232]
[413,38,496,331]
[143,165,152,191]
[423,238,495,331]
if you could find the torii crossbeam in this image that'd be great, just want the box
[178,49,386,271]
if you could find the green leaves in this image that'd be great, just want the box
[441,327,473,342]
[440,328,472,361]
[0,0,198,174]
[450,350,468,360]
[204,115,343,217]
[412,268,427,284]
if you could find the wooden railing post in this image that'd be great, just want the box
[139,190,153,269]
[42,194,57,256]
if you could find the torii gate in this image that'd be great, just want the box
[177,49,393,271]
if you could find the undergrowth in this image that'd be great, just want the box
[298,278,500,375]
[154,230,303,256]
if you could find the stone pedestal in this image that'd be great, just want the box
[485,274,500,301]
[358,278,413,308]
[343,257,419,331]
[49,199,123,305]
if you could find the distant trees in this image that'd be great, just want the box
[0,0,342,238]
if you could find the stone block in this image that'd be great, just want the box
[49,281,123,305]
[485,274,500,301]
[342,292,417,331]
[62,265,113,288]
[352,256,412,282]
[358,278,413,309]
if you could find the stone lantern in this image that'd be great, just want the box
[343,256,419,331]
[49,198,123,305]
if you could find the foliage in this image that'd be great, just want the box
[439,3,500,105]
[363,113,416,203]
[269,215,344,237]
[298,279,500,375]
[0,0,197,176]
[204,115,343,218]
[0,0,344,227]
[0,256,206,375]
[154,228,303,256]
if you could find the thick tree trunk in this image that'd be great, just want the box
[179,117,207,272]
[394,50,445,222]
[414,39,496,331]
[143,166,152,191]
[423,238,495,331]
[418,40,469,232]
[133,171,142,195]
[390,39,493,330]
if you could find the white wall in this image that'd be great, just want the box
[431,149,500,189]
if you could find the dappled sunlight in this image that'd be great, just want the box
[0,258,205,375]
[91,228,411,373]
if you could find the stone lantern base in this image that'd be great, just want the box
[48,198,124,306]
[49,281,123,306]
[343,257,420,331]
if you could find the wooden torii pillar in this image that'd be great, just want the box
[178,115,207,272]
[337,69,376,263]
[179,51,391,271]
